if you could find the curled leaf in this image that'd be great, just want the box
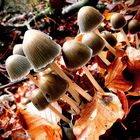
[73,92,124,140]
[18,105,62,140]
[105,57,132,92]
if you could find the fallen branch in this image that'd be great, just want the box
[1,7,54,28]
[62,0,99,15]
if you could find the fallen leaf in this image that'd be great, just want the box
[18,105,62,140]
[105,57,132,92]
[73,92,124,140]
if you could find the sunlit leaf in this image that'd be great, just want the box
[73,92,124,140]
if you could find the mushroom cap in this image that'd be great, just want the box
[110,13,126,29]
[77,6,104,33]
[5,55,31,81]
[62,40,92,70]
[31,88,49,110]
[13,44,25,56]
[23,29,61,72]
[39,73,69,102]
[82,32,105,56]
[101,31,117,47]
[128,19,140,34]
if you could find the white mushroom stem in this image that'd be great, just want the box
[82,66,105,94]
[136,33,139,49]
[27,74,71,123]
[98,53,111,66]
[120,28,131,47]
[48,104,70,123]
[95,30,116,55]
[50,62,93,101]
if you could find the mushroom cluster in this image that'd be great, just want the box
[5,5,140,124]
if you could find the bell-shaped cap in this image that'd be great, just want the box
[82,32,105,56]
[23,29,61,71]
[39,73,69,102]
[5,55,31,81]
[101,31,117,47]
[62,40,92,70]
[13,44,25,56]
[77,6,104,33]
[31,88,49,110]
[110,13,126,29]
[128,19,140,34]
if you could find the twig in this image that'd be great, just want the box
[1,7,54,28]
[0,78,28,90]
[62,0,99,15]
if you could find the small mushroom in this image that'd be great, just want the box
[110,13,126,30]
[110,13,130,47]
[77,6,104,33]
[39,73,69,102]
[13,44,25,56]
[31,88,49,110]
[82,32,105,56]
[101,31,117,47]
[128,19,140,34]
[5,55,31,81]
[62,40,92,70]
[23,29,61,71]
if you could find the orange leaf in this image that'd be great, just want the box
[105,57,132,92]
[117,92,129,119]
[106,72,132,93]
[126,47,140,71]
[18,105,62,140]
[103,10,112,20]
[73,92,124,140]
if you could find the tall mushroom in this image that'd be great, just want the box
[39,73,80,114]
[62,39,104,93]
[77,6,116,55]
[22,29,92,102]
[110,12,131,47]
[81,31,111,66]
[5,54,70,123]
[128,19,140,49]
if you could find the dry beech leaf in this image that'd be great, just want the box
[117,92,129,119]
[26,102,62,126]
[73,92,124,140]
[126,47,140,71]
[105,57,132,92]
[18,105,62,140]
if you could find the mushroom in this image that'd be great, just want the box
[39,73,80,113]
[101,31,117,47]
[62,40,92,70]
[23,29,92,102]
[77,6,104,33]
[128,19,140,48]
[31,88,70,123]
[23,29,61,71]
[82,31,110,66]
[13,44,25,56]
[77,6,116,55]
[31,88,49,111]
[5,55,70,122]
[110,13,131,47]
[5,55,31,81]
[62,39,104,93]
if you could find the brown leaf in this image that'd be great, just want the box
[18,105,62,140]
[126,47,140,71]
[117,92,129,119]
[105,57,132,92]
[73,92,124,140]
